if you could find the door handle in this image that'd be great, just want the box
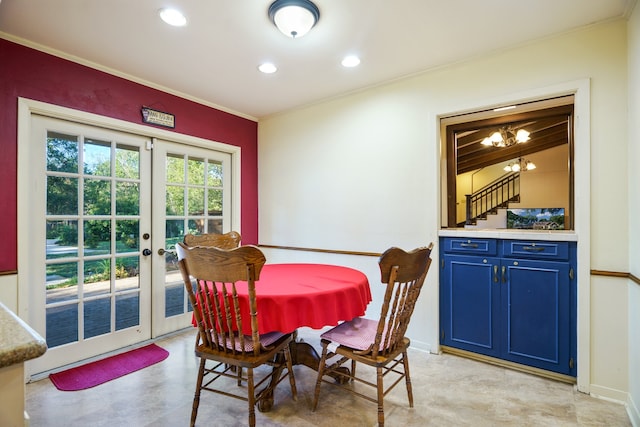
[158,248,176,256]
[142,248,152,256]
[501,265,506,283]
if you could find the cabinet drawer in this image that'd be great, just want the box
[502,240,569,260]
[442,238,497,256]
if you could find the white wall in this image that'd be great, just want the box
[0,275,17,313]
[626,3,640,425]
[590,276,629,402]
[258,87,440,351]
[514,146,569,210]
[259,20,629,399]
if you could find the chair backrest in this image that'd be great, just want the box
[176,242,267,356]
[183,231,242,250]
[370,243,434,358]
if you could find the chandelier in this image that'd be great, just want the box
[504,158,536,172]
[482,125,530,148]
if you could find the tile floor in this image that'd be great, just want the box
[26,328,632,426]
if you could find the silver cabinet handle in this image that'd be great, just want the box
[460,243,478,248]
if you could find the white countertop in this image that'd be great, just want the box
[439,228,578,242]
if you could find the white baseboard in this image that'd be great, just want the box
[408,339,433,354]
[628,393,640,427]
[589,384,628,404]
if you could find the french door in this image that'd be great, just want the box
[22,114,233,374]
[151,139,232,336]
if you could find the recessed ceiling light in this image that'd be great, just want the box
[258,63,278,74]
[341,55,361,68]
[159,8,187,27]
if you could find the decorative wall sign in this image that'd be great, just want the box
[141,107,175,128]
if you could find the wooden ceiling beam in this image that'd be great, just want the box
[455,114,570,174]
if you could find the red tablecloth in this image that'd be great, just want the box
[193,263,372,334]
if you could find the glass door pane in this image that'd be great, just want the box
[26,115,152,374]
[152,140,232,336]
[45,136,145,345]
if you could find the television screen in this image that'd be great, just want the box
[506,208,565,230]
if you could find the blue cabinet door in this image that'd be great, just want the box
[440,237,577,377]
[501,259,575,375]
[441,254,501,358]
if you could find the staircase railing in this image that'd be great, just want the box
[465,173,520,225]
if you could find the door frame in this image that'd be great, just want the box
[17,98,241,375]
[435,79,591,392]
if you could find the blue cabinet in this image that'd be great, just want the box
[440,237,577,377]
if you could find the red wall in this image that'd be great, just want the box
[0,39,258,273]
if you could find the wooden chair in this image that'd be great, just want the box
[311,243,434,427]
[176,243,297,427]
[183,230,241,250]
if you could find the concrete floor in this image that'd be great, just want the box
[26,328,631,426]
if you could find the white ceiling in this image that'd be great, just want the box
[0,0,635,120]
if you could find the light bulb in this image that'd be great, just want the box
[490,132,503,143]
[341,55,361,67]
[258,63,277,74]
[159,8,187,26]
[516,129,530,143]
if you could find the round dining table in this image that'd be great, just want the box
[240,263,371,334]
[193,263,371,334]
[191,262,372,410]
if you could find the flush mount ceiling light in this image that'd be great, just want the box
[159,8,187,26]
[268,0,320,38]
[481,125,530,148]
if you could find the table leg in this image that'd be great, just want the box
[257,331,351,413]
[289,331,350,384]
[289,339,320,369]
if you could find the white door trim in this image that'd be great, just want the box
[434,78,591,392]
[17,97,242,374]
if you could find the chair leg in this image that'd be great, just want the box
[191,358,206,427]
[247,368,256,427]
[376,366,385,427]
[284,344,298,400]
[311,342,329,411]
[402,351,414,408]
